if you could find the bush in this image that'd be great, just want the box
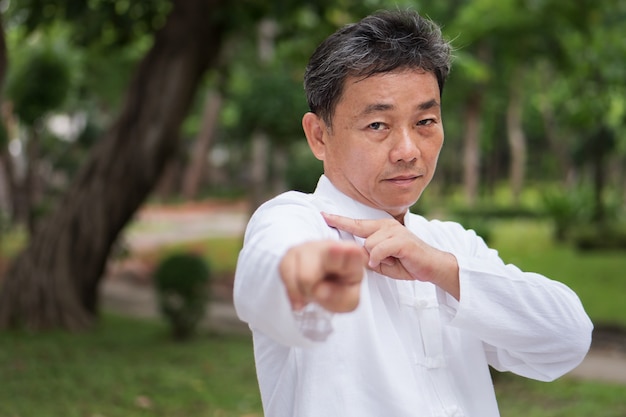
[7,45,71,126]
[153,253,211,340]
[570,223,626,251]
[541,188,592,242]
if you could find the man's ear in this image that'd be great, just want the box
[302,112,328,161]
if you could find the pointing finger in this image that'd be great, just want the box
[322,212,385,238]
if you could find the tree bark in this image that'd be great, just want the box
[181,89,223,200]
[248,131,270,216]
[0,14,6,93]
[462,90,483,207]
[0,0,224,331]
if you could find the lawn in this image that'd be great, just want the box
[494,372,626,417]
[0,315,262,417]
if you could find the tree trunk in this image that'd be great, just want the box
[246,18,278,215]
[537,82,575,187]
[270,144,289,196]
[0,0,224,331]
[462,90,483,207]
[0,16,15,219]
[248,131,270,216]
[25,126,42,234]
[506,67,527,207]
[181,88,223,200]
[0,103,18,218]
[0,13,6,93]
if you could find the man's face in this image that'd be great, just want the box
[304,69,444,220]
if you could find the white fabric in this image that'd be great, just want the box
[234,175,593,417]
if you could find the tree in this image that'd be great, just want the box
[0,0,225,330]
[0,0,358,331]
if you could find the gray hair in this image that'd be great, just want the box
[304,9,452,127]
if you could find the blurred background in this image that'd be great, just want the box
[0,0,625,416]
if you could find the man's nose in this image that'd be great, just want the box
[390,128,420,163]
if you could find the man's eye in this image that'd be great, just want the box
[418,119,434,126]
[369,122,384,130]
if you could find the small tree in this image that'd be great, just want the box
[154,252,211,341]
[6,44,71,231]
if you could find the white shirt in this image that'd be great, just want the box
[234,175,592,417]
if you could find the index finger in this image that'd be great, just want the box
[322,212,382,238]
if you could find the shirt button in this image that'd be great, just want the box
[414,299,428,309]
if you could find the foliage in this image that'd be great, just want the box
[154,253,211,341]
[234,65,308,146]
[541,186,626,248]
[541,187,592,242]
[5,0,625,210]
[8,0,171,48]
[6,44,71,126]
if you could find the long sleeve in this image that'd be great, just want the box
[233,192,337,347]
[430,220,593,381]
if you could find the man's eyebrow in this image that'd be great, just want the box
[358,99,440,117]
[359,103,394,116]
[417,98,440,111]
[359,98,439,116]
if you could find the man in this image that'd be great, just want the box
[234,9,592,417]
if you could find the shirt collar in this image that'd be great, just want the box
[313,175,409,223]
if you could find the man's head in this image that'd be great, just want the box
[302,10,452,220]
[304,9,451,128]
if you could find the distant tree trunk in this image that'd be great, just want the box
[271,144,288,195]
[0,103,17,219]
[247,18,278,215]
[462,90,483,207]
[537,77,575,187]
[24,125,43,234]
[506,67,527,207]
[0,15,16,219]
[181,88,223,200]
[248,131,270,215]
[588,126,615,224]
[0,0,224,331]
[155,152,184,200]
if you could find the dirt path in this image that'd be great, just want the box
[103,200,626,385]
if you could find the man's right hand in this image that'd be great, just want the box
[279,240,367,313]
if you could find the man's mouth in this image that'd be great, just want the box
[385,174,421,184]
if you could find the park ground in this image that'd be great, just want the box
[102,199,626,385]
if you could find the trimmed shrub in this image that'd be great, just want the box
[154,253,211,340]
[570,223,626,251]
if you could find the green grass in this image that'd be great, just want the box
[494,372,626,417]
[0,315,262,417]
[490,219,626,327]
